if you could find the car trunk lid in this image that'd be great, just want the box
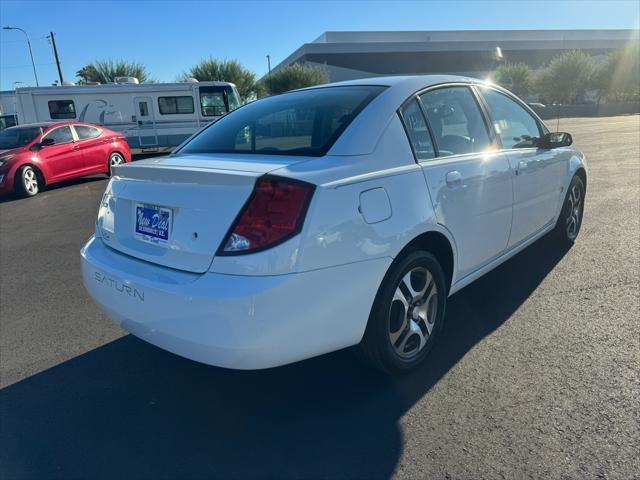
[97,154,308,273]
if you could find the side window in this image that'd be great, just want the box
[419,87,491,157]
[480,88,541,149]
[226,86,241,111]
[74,125,101,140]
[43,126,73,144]
[48,100,76,119]
[199,88,227,117]
[158,96,195,115]
[0,114,18,130]
[138,102,149,116]
[399,99,435,161]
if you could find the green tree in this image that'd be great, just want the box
[183,58,256,102]
[76,59,151,84]
[535,50,594,104]
[592,43,640,103]
[261,63,328,96]
[492,62,533,98]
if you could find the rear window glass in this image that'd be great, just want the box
[74,125,101,140]
[179,86,386,157]
[419,87,491,157]
[400,99,435,161]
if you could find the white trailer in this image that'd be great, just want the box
[14,80,241,152]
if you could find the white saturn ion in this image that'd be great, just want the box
[81,76,586,374]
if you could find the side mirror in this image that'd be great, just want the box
[30,137,55,151]
[539,132,572,149]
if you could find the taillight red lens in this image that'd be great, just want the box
[219,176,315,255]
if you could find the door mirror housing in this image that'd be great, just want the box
[538,132,572,149]
[30,137,55,151]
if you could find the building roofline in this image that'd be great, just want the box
[273,28,639,73]
[313,28,640,43]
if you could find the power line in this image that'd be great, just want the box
[0,36,50,44]
[0,62,58,69]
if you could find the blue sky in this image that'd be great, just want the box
[1,0,639,90]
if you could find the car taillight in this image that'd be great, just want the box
[218,176,315,255]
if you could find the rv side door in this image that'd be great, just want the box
[133,96,158,148]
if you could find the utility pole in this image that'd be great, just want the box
[48,32,64,84]
[2,26,39,86]
[266,55,272,93]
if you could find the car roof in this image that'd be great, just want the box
[300,74,482,95]
[7,122,56,129]
[321,74,478,86]
[7,121,103,131]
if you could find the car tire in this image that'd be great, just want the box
[553,175,585,245]
[107,152,125,177]
[16,165,40,197]
[358,250,447,375]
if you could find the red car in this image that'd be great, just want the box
[0,122,131,197]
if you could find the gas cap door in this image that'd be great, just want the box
[359,188,392,224]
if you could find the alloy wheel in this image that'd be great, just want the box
[110,153,124,168]
[23,168,39,195]
[565,182,583,240]
[388,266,438,359]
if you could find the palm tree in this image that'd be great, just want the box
[492,62,533,98]
[76,59,151,84]
[182,58,256,102]
[535,51,594,104]
[260,63,328,96]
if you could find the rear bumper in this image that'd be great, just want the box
[81,236,390,369]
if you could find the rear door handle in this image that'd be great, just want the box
[72,145,80,151]
[445,170,462,186]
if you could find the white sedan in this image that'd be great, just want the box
[81,75,586,374]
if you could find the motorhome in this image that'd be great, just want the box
[14,78,241,152]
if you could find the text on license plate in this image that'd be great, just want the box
[135,203,172,244]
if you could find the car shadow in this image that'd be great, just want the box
[0,176,107,204]
[0,236,570,480]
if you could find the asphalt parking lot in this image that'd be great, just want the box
[0,115,638,479]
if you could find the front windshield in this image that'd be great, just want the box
[0,127,42,150]
[179,85,386,157]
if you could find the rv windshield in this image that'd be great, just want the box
[0,127,43,150]
[179,85,386,157]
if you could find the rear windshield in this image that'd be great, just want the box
[178,85,386,157]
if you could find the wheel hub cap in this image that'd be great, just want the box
[24,169,37,194]
[388,266,438,359]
